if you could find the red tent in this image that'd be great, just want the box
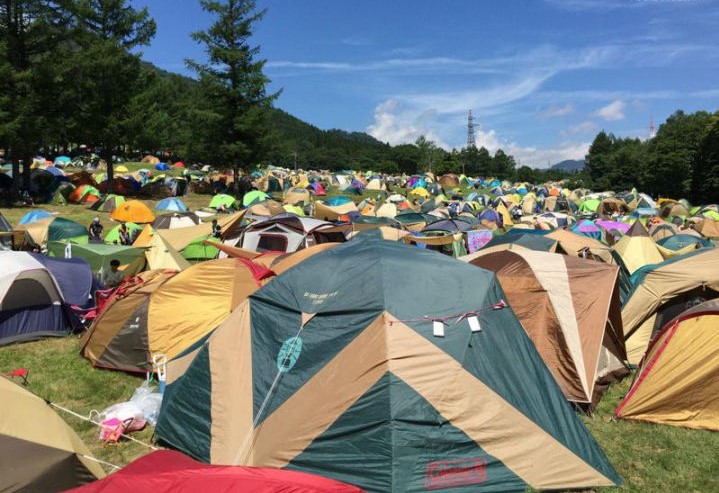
[66,450,364,493]
[174,161,185,168]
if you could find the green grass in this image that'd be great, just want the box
[2,195,719,490]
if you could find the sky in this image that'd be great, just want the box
[131,0,719,167]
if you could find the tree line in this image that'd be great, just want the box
[584,110,719,203]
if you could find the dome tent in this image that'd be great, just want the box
[156,239,620,493]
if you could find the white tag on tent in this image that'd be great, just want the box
[468,316,481,333]
[433,321,445,337]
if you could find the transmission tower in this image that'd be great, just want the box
[466,110,477,149]
[649,117,656,140]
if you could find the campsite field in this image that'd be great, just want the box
[1,199,719,492]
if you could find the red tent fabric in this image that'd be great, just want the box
[66,450,364,493]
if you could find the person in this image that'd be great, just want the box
[101,259,125,288]
[118,223,132,245]
[211,219,222,238]
[88,217,103,242]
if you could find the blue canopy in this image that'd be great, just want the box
[19,209,52,225]
[155,163,170,171]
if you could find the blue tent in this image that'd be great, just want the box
[0,252,78,345]
[44,166,64,177]
[156,197,188,212]
[19,209,52,225]
[326,196,354,206]
[53,156,71,166]
[155,163,170,171]
[31,254,98,309]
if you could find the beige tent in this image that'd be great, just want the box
[466,250,627,406]
[145,233,190,271]
[546,229,614,264]
[0,377,105,491]
[314,201,359,221]
[613,221,664,274]
[622,248,719,364]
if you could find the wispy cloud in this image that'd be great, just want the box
[266,57,502,74]
[562,120,597,136]
[544,0,691,11]
[539,104,574,118]
[594,100,627,121]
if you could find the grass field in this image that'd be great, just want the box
[1,197,718,491]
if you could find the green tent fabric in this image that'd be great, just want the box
[104,222,143,244]
[47,241,145,275]
[242,190,271,207]
[51,190,67,206]
[579,199,601,213]
[49,218,88,244]
[182,235,219,261]
[91,194,126,213]
[209,194,237,209]
[156,239,620,492]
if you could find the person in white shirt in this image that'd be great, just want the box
[101,259,125,288]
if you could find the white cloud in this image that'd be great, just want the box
[366,99,589,168]
[539,104,574,118]
[562,120,597,136]
[594,100,626,121]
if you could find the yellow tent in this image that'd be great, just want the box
[145,233,190,271]
[613,221,663,274]
[495,202,514,228]
[616,300,719,430]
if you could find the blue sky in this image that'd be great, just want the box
[132,0,719,167]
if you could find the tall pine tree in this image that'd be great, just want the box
[188,0,279,195]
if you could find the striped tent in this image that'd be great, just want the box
[156,239,620,492]
[465,249,627,407]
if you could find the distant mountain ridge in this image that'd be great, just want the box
[551,159,585,171]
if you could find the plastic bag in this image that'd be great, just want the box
[97,401,146,442]
[129,382,163,427]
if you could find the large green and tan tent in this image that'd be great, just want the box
[615,300,719,431]
[622,248,719,364]
[0,376,105,491]
[81,269,179,372]
[156,239,620,492]
[465,250,627,407]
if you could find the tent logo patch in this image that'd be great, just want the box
[277,336,303,373]
[424,458,487,490]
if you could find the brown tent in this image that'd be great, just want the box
[438,173,460,187]
[0,376,105,491]
[466,249,627,407]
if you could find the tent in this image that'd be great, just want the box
[182,235,220,262]
[31,254,98,309]
[155,162,170,171]
[210,194,237,209]
[243,190,271,207]
[0,376,105,491]
[47,242,146,277]
[571,220,605,241]
[156,197,189,212]
[283,187,312,206]
[145,233,190,271]
[66,450,362,493]
[155,239,620,492]
[438,173,460,187]
[141,155,160,164]
[152,212,201,230]
[110,199,156,224]
[68,184,100,204]
[81,270,180,372]
[145,258,275,365]
[89,194,125,213]
[546,229,614,264]
[463,233,558,260]
[466,250,627,407]
[18,209,52,225]
[0,212,11,232]
[104,222,143,244]
[615,300,719,431]
[314,201,359,222]
[16,216,88,245]
[613,221,664,275]
[231,214,343,253]
[622,248,719,364]
[0,252,78,345]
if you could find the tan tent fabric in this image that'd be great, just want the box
[403,232,462,246]
[15,216,54,244]
[614,232,664,275]
[616,301,719,430]
[159,212,242,251]
[622,248,719,364]
[283,188,311,205]
[0,376,105,491]
[314,201,358,221]
[145,233,190,271]
[546,229,614,264]
[694,218,719,239]
[467,250,626,405]
[147,258,270,361]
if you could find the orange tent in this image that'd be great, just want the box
[110,200,156,224]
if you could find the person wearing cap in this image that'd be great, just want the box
[88,217,104,242]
